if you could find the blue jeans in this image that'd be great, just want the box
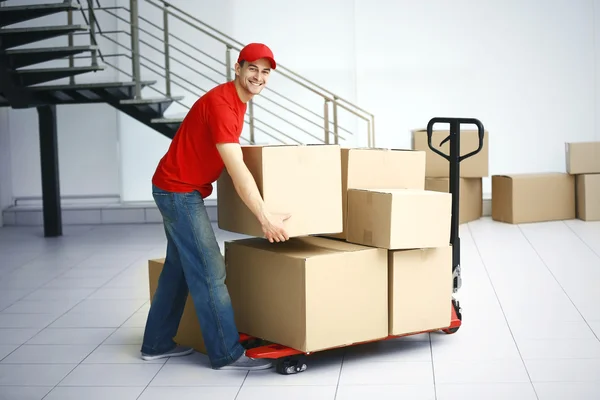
[141,184,246,369]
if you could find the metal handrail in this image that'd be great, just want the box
[73,0,375,146]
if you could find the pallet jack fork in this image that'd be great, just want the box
[240,117,486,375]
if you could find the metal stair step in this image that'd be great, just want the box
[151,117,185,124]
[119,96,184,105]
[16,65,105,86]
[27,80,157,92]
[0,2,80,28]
[6,45,98,69]
[0,24,89,49]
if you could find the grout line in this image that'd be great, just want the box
[429,333,437,400]
[332,350,346,399]
[233,371,249,400]
[563,220,600,258]
[466,223,540,400]
[518,223,600,343]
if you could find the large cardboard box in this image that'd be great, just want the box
[224,236,388,353]
[389,246,452,336]
[346,188,451,250]
[217,144,343,237]
[411,128,489,178]
[566,142,600,174]
[491,173,576,224]
[326,147,426,240]
[576,174,600,221]
[148,259,207,354]
[425,177,483,224]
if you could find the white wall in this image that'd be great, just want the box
[2,0,599,207]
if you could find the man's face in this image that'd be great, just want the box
[235,58,272,96]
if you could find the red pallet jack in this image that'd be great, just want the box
[238,117,486,375]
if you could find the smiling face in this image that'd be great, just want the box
[234,58,272,102]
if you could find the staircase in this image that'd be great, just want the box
[0,0,376,236]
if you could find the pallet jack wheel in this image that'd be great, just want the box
[442,299,462,334]
[275,357,308,375]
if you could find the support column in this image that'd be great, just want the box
[37,105,62,237]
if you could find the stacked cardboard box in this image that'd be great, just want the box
[214,144,455,352]
[566,142,600,221]
[410,128,489,224]
[147,144,457,355]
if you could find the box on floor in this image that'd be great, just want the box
[425,177,483,224]
[491,173,575,224]
[576,174,600,221]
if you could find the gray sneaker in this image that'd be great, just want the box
[141,345,194,361]
[219,353,273,371]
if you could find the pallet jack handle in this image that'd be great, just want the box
[426,117,485,292]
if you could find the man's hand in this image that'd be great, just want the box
[216,143,291,242]
[261,211,291,243]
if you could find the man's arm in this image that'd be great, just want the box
[216,142,268,225]
[216,142,290,242]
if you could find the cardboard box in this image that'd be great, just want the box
[326,147,426,240]
[425,177,483,224]
[576,174,600,221]
[491,173,576,224]
[346,188,451,250]
[224,236,389,353]
[411,128,489,178]
[148,259,207,354]
[217,144,343,237]
[566,142,600,174]
[389,246,452,336]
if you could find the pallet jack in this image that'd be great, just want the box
[239,117,486,375]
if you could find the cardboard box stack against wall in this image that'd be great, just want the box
[147,141,474,355]
[411,128,489,225]
[489,141,600,224]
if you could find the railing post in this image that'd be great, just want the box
[323,99,330,144]
[68,7,74,84]
[163,3,171,96]
[332,95,339,145]
[130,0,142,99]
[87,0,97,67]
[370,116,375,147]
[226,46,232,81]
[249,99,255,143]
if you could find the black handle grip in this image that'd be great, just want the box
[426,117,485,162]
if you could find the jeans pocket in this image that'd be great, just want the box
[153,191,177,223]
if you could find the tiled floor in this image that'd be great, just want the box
[0,217,599,400]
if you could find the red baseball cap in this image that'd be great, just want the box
[237,43,277,69]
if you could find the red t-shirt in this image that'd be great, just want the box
[152,81,247,198]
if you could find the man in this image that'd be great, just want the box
[140,43,290,371]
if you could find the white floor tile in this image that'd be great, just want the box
[148,363,247,386]
[435,382,538,400]
[26,327,115,345]
[138,386,240,400]
[335,384,435,400]
[0,313,58,328]
[1,299,80,314]
[103,327,144,345]
[515,338,600,359]
[0,344,18,360]
[236,385,337,400]
[433,359,531,384]
[43,386,145,400]
[338,361,434,386]
[1,344,96,364]
[0,363,76,386]
[0,386,52,399]
[534,382,600,400]
[524,358,600,383]
[0,328,41,345]
[83,344,164,364]
[58,363,164,386]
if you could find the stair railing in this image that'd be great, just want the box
[72,0,376,147]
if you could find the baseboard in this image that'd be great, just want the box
[2,198,492,227]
